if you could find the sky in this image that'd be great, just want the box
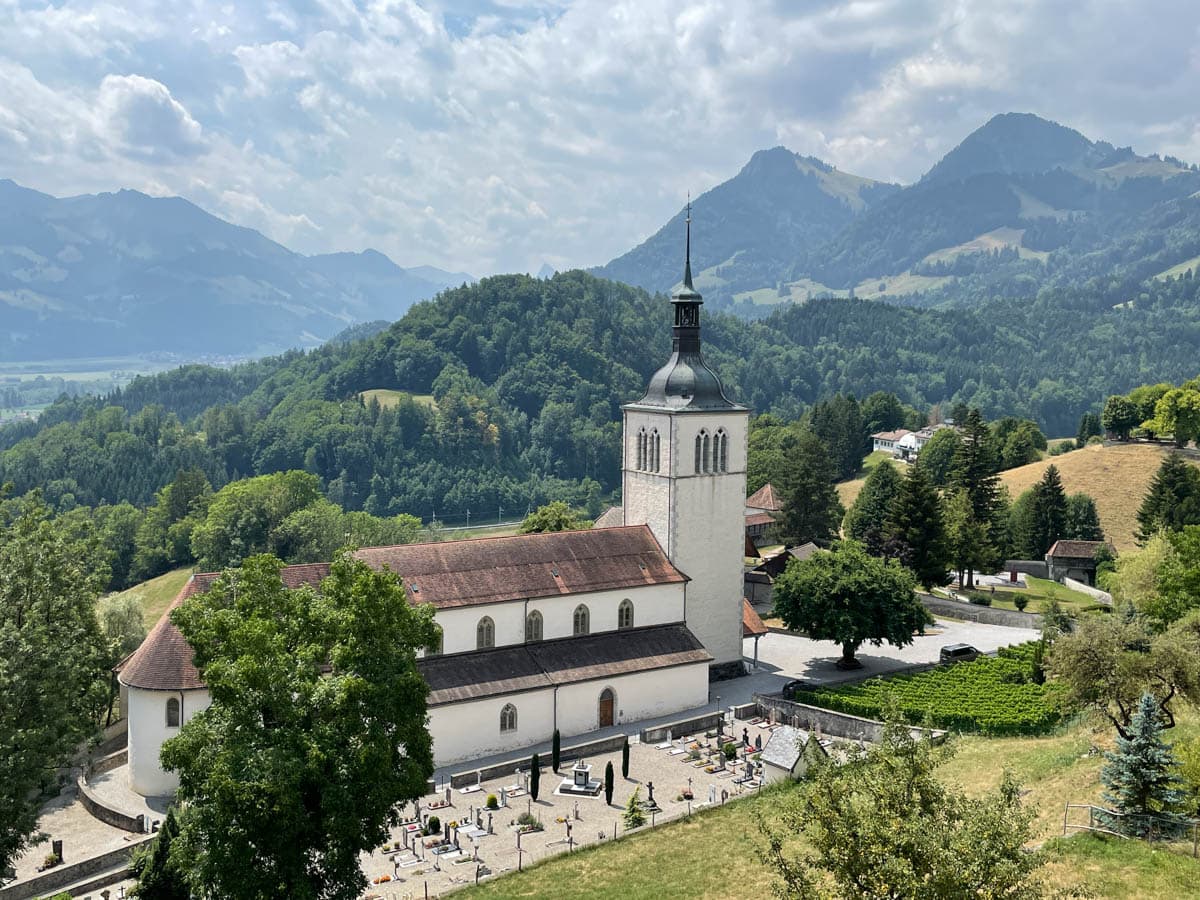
[2,1,1199,277]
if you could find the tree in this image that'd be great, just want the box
[1046,611,1200,738]
[1108,533,1172,612]
[161,553,438,900]
[530,753,541,801]
[1064,493,1103,541]
[1076,412,1102,448]
[623,787,646,828]
[1153,526,1200,624]
[774,430,844,547]
[1026,465,1068,557]
[1145,387,1200,448]
[1136,453,1200,542]
[773,540,929,669]
[518,501,591,534]
[621,736,630,779]
[844,461,902,555]
[0,498,108,873]
[552,729,561,773]
[129,806,189,900]
[861,391,906,435]
[96,593,147,725]
[604,761,615,805]
[883,462,950,589]
[916,427,960,486]
[758,717,1059,899]
[809,394,867,480]
[1102,394,1139,440]
[951,409,1000,521]
[1100,692,1185,836]
[944,488,989,588]
[1000,427,1039,470]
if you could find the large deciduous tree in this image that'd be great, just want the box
[773,540,929,669]
[758,717,1061,899]
[0,498,108,872]
[883,462,951,590]
[844,461,902,556]
[518,501,591,534]
[1102,395,1140,441]
[161,553,438,900]
[916,427,960,486]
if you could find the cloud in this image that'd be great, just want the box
[0,1,1198,276]
[96,74,206,160]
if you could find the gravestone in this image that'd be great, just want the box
[708,784,717,805]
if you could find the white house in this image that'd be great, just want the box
[871,429,911,454]
[117,213,749,796]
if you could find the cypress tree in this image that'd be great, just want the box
[1100,692,1185,836]
[1137,453,1200,542]
[552,729,561,773]
[604,761,615,805]
[529,753,540,801]
[883,463,950,589]
[621,736,630,780]
[845,462,902,556]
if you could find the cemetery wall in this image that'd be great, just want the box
[0,839,151,900]
[448,733,629,788]
[77,775,144,833]
[918,593,1042,628]
[640,711,724,743]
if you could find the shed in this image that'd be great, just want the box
[759,725,827,784]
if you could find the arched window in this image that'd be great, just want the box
[500,703,518,733]
[716,428,728,472]
[573,604,590,636]
[618,599,634,630]
[702,431,712,473]
[477,616,495,650]
[650,429,661,472]
[694,431,705,473]
[637,428,646,471]
[526,610,543,642]
[166,697,180,728]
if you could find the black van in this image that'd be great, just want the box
[939,643,980,664]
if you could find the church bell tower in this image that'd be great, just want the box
[620,204,750,673]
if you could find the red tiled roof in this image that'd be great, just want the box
[115,578,207,691]
[354,525,685,609]
[872,429,911,442]
[742,599,768,637]
[745,511,775,528]
[746,482,782,511]
[1046,540,1108,559]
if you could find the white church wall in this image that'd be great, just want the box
[127,686,211,796]
[555,663,709,736]
[430,688,556,767]
[434,602,526,655]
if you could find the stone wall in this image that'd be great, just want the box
[1063,577,1112,605]
[920,593,1043,629]
[639,712,723,744]
[752,694,946,745]
[77,775,144,833]
[0,838,150,900]
[447,733,629,789]
[89,747,128,777]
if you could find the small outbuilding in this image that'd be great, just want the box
[759,725,828,784]
[1045,540,1109,586]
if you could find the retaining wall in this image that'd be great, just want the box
[447,733,629,789]
[77,775,144,833]
[1064,577,1112,605]
[0,839,149,900]
[89,748,128,778]
[920,594,1043,629]
[752,694,946,745]
[640,712,723,744]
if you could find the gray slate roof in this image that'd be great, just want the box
[760,725,813,770]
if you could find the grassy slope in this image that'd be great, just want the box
[358,388,437,410]
[835,451,900,510]
[1000,443,1200,552]
[106,567,192,626]
[463,711,1200,899]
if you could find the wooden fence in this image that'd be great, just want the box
[1062,803,1199,856]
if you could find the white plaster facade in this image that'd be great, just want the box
[127,685,211,796]
[622,408,749,667]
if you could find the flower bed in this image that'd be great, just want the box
[790,644,1064,736]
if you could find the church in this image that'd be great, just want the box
[116,217,750,797]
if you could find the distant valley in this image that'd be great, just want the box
[0,180,470,361]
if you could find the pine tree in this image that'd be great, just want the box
[950,409,1000,522]
[1027,464,1068,557]
[775,430,844,547]
[530,753,540,801]
[130,807,189,900]
[845,462,902,556]
[1065,493,1104,541]
[1137,453,1200,542]
[1100,692,1185,836]
[883,463,950,589]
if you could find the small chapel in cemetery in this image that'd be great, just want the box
[116,216,750,796]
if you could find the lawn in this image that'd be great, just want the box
[836,452,902,509]
[105,567,192,626]
[359,388,438,410]
[963,575,1101,615]
[460,710,1200,899]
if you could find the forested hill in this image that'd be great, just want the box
[599,112,1200,315]
[5,269,1200,522]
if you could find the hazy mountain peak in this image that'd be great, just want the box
[921,112,1100,184]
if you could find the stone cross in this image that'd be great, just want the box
[487,813,493,834]
[646,781,655,806]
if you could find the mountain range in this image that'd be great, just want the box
[598,113,1200,314]
[0,180,470,361]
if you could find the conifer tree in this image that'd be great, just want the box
[130,807,189,900]
[883,463,950,589]
[1027,465,1068,557]
[604,761,615,805]
[530,753,540,801]
[1065,493,1104,541]
[1137,453,1200,542]
[551,729,561,773]
[844,462,902,556]
[775,430,844,547]
[621,737,630,780]
[1100,692,1185,836]
[950,409,1000,522]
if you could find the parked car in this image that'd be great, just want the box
[939,643,980,664]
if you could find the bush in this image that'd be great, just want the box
[1049,441,1074,456]
[964,591,992,606]
[424,815,441,836]
[516,811,540,828]
[1013,596,1028,612]
[485,793,498,810]
[791,643,1064,736]
[722,741,738,760]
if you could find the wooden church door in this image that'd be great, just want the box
[599,688,615,727]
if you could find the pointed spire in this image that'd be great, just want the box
[682,194,694,289]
